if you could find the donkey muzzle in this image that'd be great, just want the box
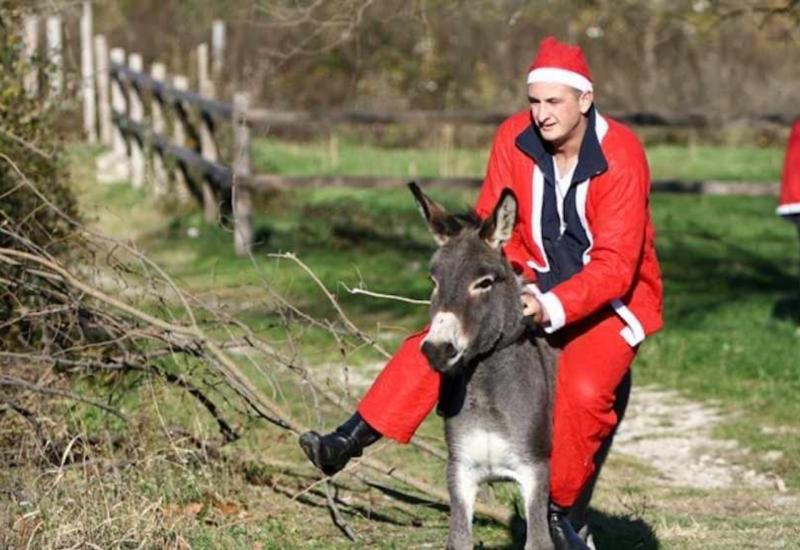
[422,312,467,372]
[421,340,462,372]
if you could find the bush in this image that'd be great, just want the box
[0,5,79,252]
[0,6,80,347]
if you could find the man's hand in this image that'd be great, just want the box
[521,292,550,325]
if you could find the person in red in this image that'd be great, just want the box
[300,36,663,549]
[778,120,800,235]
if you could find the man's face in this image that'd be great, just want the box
[527,82,593,146]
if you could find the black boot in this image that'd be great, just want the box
[548,502,591,550]
[298,413,381,476]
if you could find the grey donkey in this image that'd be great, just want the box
[410,183,558,550]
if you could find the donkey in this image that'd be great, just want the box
[410,183,558,550]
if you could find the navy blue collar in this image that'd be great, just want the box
[515,105,608,185]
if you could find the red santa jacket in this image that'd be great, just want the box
[778,120,800,217]
[474,108,663,346]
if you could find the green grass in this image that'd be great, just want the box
[252,137,785,182]
[645,145,784,182]
[252,136,487,179]
[32,144,799,548]
[637,194,800,486]
[77,158,800,484]
[75,145,800,482]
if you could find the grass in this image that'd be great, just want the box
[84,179,800,486]
[645,145,784,182]
[637,194,800,487]
[251,136,785,182]
[5,143,799,548]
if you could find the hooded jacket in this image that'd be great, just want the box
[474,108,663,346]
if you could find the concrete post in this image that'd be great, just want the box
[80,2,97,143]
[233,92,253,256]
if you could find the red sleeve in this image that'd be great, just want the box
[542,149,649,328]
[779,121,800,211]
[474,122,537,282]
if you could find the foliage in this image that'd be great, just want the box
[0,6,80,350]
[0,6,78,246]
[93,0,800,120]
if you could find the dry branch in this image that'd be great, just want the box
[0,160,517,540]
[269,252,391,358]
[341,283,431,305]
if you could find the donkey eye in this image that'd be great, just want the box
[471,276,495,293]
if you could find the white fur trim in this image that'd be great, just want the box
[538,291,566,333]
[527,166,550,272]
[777,202,800,216]
[527,67,593,92]
[524,283,542,296]
[575,181,592,265]
[611,299,646,346]
[573,112,608,266]
[594,112,609,142]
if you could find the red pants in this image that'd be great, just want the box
[357,310,636,507]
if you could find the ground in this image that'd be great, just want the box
[3,143,800,548]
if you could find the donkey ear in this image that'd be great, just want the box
[480,189,517,249]
[408,181,450,246]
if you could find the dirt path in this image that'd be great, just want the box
[613,386,786,492]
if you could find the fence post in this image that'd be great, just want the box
[233,92,253,256]
[94,35,112,145]
[128,53,146,188]
[80,2,97,143]
[211,20,225,83]
[172,75,192,203]
[109,47,129,180]
[439,123,454,177]
[150,62,168,196]
[46,15,63,99]
[197,43,219,223]
[197,43,213,97]
[22,15,38,97]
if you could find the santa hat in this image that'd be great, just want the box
[526,36,593,93]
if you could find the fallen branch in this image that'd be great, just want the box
[340,283,430,305]
[0,165,515,537]
[269,252,391,358]
[324,480,357,541]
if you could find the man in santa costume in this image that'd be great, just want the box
[300,36,663,549]
[778,120,800,234]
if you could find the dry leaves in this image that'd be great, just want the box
[160,491,247,524]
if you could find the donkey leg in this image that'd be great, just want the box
[521,461,554,550]
[447,460,478,550]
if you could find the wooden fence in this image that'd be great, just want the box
[20,3,781,257]
[101,55,784,256]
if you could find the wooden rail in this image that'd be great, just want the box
[243,109,510,128]
[244,175,778,195]
[112,63,233,120]
[243,108,795,130]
